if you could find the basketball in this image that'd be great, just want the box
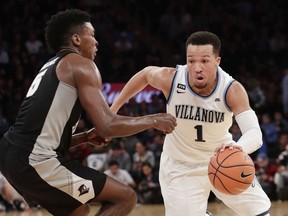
[208,148,255,195]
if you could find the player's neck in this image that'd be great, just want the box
[59,47,80,54]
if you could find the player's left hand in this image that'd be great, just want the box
[214,143,243,154]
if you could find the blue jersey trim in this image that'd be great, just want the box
[223,79,235,112]
[167,65,179,105]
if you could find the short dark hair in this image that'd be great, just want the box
[108,160,119,167]
[185,31,221,56]
[142,162,152,169]
[45,9,91,51]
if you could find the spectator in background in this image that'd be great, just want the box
[260,113,280,159]
[274,144,288,201]
[114,32,133,53]
[136,162,162,204]
[85,151,108,172]
[149,132,165,172]
[104,160,136,189]
[105,139,132,172]
[273,111,288,135]
[24,32,43,55]
[255,154,278,200]
[116,136,139,160]
[132,140,155,184]
[282,68,288,117]
[278,133,288,152]
[147,94,164,114]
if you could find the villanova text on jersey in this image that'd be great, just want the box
[175,104,225,123]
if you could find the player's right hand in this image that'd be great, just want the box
[214,143,243,155]
[151,113,177,134]
[86,128,111,146]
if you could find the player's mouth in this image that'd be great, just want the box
[195,75,205,83]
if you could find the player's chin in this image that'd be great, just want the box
[193,81,206,89]
[87,51,96,60]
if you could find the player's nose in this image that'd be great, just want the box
[194,62,202,73]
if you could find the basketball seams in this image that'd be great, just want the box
[213,175,234,195]
[208,148,255,195]
[217,151,254,168]
[216,150,241,166]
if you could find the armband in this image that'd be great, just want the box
[235,110,262,154]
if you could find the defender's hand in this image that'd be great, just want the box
[152,113,177,134]
[86,128,111,146]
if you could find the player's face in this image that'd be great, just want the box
[186,44,221,96]
[79,22,98,60]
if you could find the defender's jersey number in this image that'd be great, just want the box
[26,69,47,97]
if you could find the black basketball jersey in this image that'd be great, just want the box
[4,50,82,159]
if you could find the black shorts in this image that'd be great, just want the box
[0,137,107,216]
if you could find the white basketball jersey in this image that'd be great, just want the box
[164,65,235,163]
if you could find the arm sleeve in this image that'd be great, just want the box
[235,110,263,154]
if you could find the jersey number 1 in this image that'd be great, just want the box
[194,125,206,142]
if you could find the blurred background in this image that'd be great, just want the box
[0,0,288,212]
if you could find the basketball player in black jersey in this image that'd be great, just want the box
[0,9,176,216]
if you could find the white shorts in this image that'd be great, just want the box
[159,152,271,216]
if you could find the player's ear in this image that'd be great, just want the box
[216,57,221,65]
[71,34,81,46]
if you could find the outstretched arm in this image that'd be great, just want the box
[110,66,175,113]
[73,60,177,139]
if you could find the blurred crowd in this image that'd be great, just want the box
[0,0,288,212]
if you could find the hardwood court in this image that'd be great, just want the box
[0,201,287,216]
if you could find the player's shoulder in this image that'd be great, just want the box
[67,53,94,67]
[63,54,96,74]
[226,80,249,107]
[229,80,246,91]
[145,66,175,73]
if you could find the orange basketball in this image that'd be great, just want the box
[208,148,255,195]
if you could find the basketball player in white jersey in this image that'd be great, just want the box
[111,31,271,216]
[0,9,176,216]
